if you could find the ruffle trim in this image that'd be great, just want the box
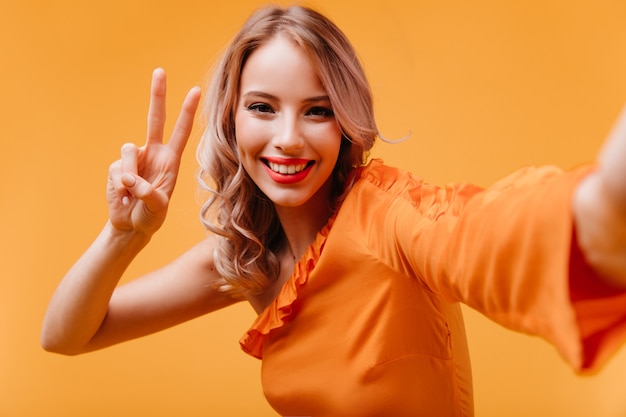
[238,161,387,359]
[239,212,337,359]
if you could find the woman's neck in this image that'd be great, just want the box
[274,184,335,261]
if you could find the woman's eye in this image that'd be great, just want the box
[307,107,334,118]
[247,103,274,114]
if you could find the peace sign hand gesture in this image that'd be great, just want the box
[106,68,201,237]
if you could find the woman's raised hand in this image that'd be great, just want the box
[106,68,201,236]
[598,106,626,213]
[574,105,626,286]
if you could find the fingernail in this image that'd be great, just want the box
[121,173,136,187]
[122,196,130,206]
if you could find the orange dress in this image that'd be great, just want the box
[240,159,626,417]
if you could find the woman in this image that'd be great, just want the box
[41,5,626,416]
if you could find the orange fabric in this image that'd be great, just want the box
[240,159,626,417]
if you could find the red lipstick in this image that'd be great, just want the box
[262,157,314,185]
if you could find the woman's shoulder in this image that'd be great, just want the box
[349,159,485,219]
[356,158,422,192]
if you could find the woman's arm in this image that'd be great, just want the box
[40,69,236,354]
[42,235,243,355]
[574,106,626,288]
[41,221,150,354]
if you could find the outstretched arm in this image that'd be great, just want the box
[574,106,626,288]
[40,69,239,355]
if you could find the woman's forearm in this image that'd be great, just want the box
[40,221,151,354]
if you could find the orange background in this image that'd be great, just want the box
[1,0,626,416]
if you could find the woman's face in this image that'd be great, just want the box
[234,35,342,210]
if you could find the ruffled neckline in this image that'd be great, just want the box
[239,208,338,359]
[238,161,388,359]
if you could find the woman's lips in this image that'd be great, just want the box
[262,157,315,184]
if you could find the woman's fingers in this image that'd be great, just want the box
[144,68,201,158]
[120,143,139,206]
[168,86,202,156]
[121,173,168,213]
[146,68,167,146]
[121,143,138,175]
[107,70,197,233]
[108,159,128,205]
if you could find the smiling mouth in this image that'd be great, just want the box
[263,159,314,175]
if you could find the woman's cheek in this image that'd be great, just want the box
[235,114,255,141]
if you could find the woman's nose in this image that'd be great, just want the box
[272,113,304,152]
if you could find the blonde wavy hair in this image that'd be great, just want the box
[197,5,378,296]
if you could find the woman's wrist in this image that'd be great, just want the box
[103,220,153,253]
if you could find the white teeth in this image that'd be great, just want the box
[268,162,306,174]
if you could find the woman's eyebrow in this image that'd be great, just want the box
[303,95,331,104]
[241,91,330,104]
[241,90,276,100]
